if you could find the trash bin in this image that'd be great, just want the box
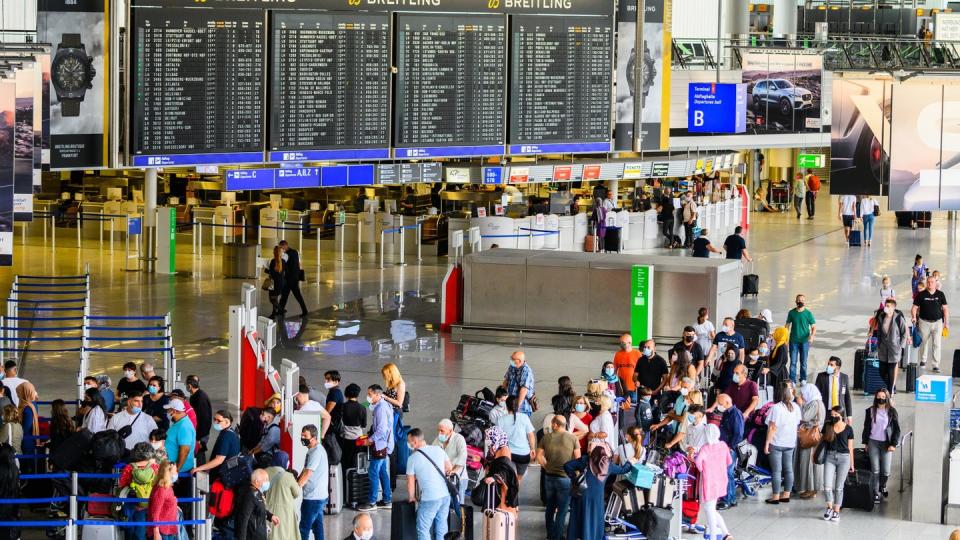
[222,243,258,278]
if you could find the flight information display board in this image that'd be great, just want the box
[509,15,613,155]
[131,8,266,166]
[269,12,390,162]
[394,14,506,159]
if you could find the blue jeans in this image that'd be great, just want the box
[124,506,147,540]
[416,497,451,540]
[789,341,810,382]
[544,475,572,540]
[768,445,795,496]
[862,213,875,242]
[368,457,392,504]
[300,499,326,540]
[724,448,737,505]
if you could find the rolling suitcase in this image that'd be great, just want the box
[324,464,343,515]
[346,452,370,510]
[448,505,474,540]
[80,515,118,540]
[390,501,417,540]
[612,480,646,513]
[584,235,597,252]
[905,363,917,392]
[863,358,885,395]
[848,229,862,247]
[481,484,516,540]
[646,476,676,509]
[841,470,875,511]
[604,227,622,253]
[741,262,759,296]
[953,349,960,378]
[853,349,867,390]
[626,505,672,540]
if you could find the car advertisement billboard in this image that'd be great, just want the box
[830,77,891,196]
[887,81,960,211]
[741,50,823,133]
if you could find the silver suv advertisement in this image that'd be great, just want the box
[741,50,823,133]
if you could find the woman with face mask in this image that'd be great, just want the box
[767,327,791,399]
[871,299,908,395]
[143,376,170,430]
[764,381,802,504]
[820,406,854,522]
[191,411,240,477]
[744,347,765,381]
[599,362,628,418]
[81,386,108,434]
[571,396,593,453]
[861,389,900,503]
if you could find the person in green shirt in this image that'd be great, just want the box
[785,294,816,383]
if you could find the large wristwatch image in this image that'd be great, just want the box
[52,33,96,117]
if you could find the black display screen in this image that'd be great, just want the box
[394,14,506,150]
[269,11,390,155]
[509,15,612,146]
[131,8,265,157]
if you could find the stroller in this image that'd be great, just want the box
[734,441,772,498]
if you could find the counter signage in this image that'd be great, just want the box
[582,164,601,180]
[494,204,505,215]
[623,163,643,179]
[687,82,747,134]
[127,216,142,235]
[650,162,670,177]
[482,167,504,185]
[322,166,349,187]
[377,164,400,185]
[630,264,654,342]
[509,167,529,184]
[477,207,487,217]
[553,166,572,181]
[704,159,713,174]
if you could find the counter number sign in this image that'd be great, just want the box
[630,265,654,342]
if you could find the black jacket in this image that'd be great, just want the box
[190,388,213,442]
[815,372,854,419]
[235,485,273,540]
[861,406,901,447]
[284,248,301,282]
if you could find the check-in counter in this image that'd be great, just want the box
[462,249,742,336]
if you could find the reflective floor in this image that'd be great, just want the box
[7,195,960,539]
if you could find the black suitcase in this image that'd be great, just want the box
[853,448,871,471]
[741,274,759,296]
[627,505,672,540]
[905,363,917,392]
[447,505,474,540]
[604,227,622,252]
[390,501,417,540]
[853,349,867,390]
[953,350,960,377]
[841,470,875,512]
[49,429,93,471]
[346,453,370,509]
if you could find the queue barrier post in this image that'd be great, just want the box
[379,229,386,269]
[197,222,203,257]
[416,223,422,262]
[338,221,345,263]
[399,225,405,266]
[51,214,56,250]
[317,225,322,280]
[76,213,81,249]
[357,220,362,261]
[241,216,247,244]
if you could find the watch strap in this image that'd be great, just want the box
[61,99,81,117]
[62,33,82,47]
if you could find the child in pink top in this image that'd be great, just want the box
[694,425,733,540]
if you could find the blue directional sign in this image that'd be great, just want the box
[482,167,504,185]
[687,83,747,134]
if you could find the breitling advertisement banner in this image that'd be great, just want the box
[0,81,14,266]
[38,0,108,169]
[636,0,671,151]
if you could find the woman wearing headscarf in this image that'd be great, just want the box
[794,382,825,499]
[694,425,732,540]
[15,382,40,473]
[768,327,791,398]
[564,442,632,540]
[262,466,302,540]
[471,426,519,513]
[0,444,20,540]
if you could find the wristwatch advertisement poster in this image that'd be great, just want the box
[37,0,108,169]
[613,0,637,151]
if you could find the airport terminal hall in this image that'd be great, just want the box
[6,0,960,539]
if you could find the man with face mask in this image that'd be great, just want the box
[722,364,759,419]
[673,326,706,375]
[359,385,394,512]
[345,513,375,540]
[107,391,158,450]
[873,298,908,393]
[250,408,282,462]
[613,333,641,404]
[634,340,669,403]
[433,419,467,504]
[500,351,535,417]
[405,428,454,540]
[785,294,817,383]
[297,424,329,540]
[814,356,853,424]
[235,469,280,540]
[706,318,746,369]
[162,400,196,472]
[117,361,147,405]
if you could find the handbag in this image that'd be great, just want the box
[261,277,273,291]
[797,422,821,449]
[512,366,538,412]
[813,441,827,465]
[416,449,460,501]
[117,411,142,440]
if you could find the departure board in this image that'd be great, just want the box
[269,12,390,162]
[509,15,613,154]
[395,14,506,158]
[131,8,265,165]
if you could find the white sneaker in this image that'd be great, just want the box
[822,509,832,520]
[830,510,840,522]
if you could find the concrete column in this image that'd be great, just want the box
[144,167,158,273]
[724,0,750,45]
[911,381,951,524]
[772,0,798,39]
[609,180,620,206]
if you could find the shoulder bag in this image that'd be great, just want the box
[415,449,460,501]
[797,422,822,449]
[117,411,142,440]
[813,440,827,465]
[512,367,539,412]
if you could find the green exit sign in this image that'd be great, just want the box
[797,153,826,168]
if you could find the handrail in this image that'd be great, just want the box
[899,430,914,494]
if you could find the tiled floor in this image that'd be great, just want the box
[7,195,960,539]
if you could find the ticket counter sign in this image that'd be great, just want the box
[509,167,529,184]
[630,265,654,342]
[127,216,142,235]
[583,164,601,180]
[553,166,572,181]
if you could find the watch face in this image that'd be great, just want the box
[53,53,90,92]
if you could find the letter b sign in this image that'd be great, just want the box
[693,110,704,127]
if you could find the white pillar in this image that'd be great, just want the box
[144,167,158,273]
[772,0,798,39]
[725,0,750,44]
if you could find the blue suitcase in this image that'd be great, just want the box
[863,357,885,395]
[849,229,862,247]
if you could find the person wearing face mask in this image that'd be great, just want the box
[682,405,709,453]
[117,362,147,408]
[764,381,802,504]
[872,298,908,393]
[489,387,510,425]
[722,364,758,419]
[633,387,656,432]
[324,370,345,414]
[294,392,332,438]
[712,394,743,510]
[743,347,765,382]
[146,462,179,540]
[162,400,196,472]
[613,334,641,404]
[634,340,669,405]
[571,395,594,453]
[794,383,825,500]
[706,318,746,372]
[405,428,454,540]
[148,429,167,462]
[81,386,108,434]
[297,424,328,540]
[713,347,742,401]
[235,469,280,540]
[264,464,301,540]
[433,419,467,505]
[673,326,706,377]
[861,389,900,504]
[500,351,536,417]
[820,406,854,522]
[346,513,375,540]
[814,356,853,424]
[359,385,395,512]
[108,392,158,451]
[250,408,282,467]
[143,376,170,430]
[599,361,628,410]
[186,375,213,463]
[192,411,240,478]
[785,294,817,383]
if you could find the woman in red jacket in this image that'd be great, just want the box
[147,462,179,540]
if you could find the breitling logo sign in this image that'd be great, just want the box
[140,0,609,14]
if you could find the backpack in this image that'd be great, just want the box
[238,407,263,452]
[220,454,254,488]
[208,480,235,519]
[322,430,342,465]
[130,464,156,508]
[92,429,125,463]
[745,401,775,446]
[662,452,689,479]
[807,174,821,192]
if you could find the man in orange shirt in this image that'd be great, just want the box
[613,333,641,404]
